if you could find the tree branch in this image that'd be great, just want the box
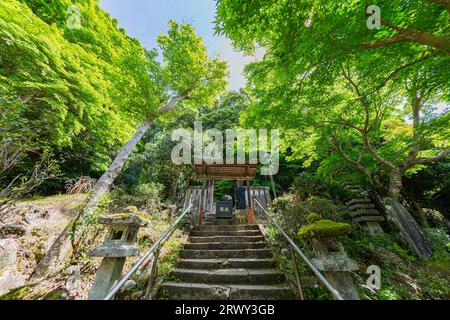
[369,55,432,94]
[405,148,450,169]
[324,118,364,133]
[427,0,450,8]
[158,87,193,114]
[341,66,371,131]
[361,133,397,171]
[362,13,450,52]
[331,134,387,193]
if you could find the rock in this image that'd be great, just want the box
[0,239,24,295]
[98,214,147,227]
[23,208,49,224]
[0,223,27,237]
[66,265,82,295]
[124,206,138,213]
[62,209,76,217]
[33,208,49,219]
[311,252,359,272]
[60,292,69,300]
[0,238,19,269]
[0,272,26,296]
[131,290,144,300]
[120,279,137,292]
[280,248,290,256]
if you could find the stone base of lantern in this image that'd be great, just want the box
[88,257,126,300]
[310,239,360,300]
[87,213,147,300]
[325,271,360,300]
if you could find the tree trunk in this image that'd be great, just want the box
[383,167,432,258]
[87,119,154,209]
[87,91,190,208]
[388,168,403,199]
[408,200,430,228]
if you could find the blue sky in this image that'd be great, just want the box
[99,0,264,91]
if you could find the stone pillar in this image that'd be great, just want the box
[88,214,147,300]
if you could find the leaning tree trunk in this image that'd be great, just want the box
[87,119,154,209]
[383,168,433,258]
[29,93,189,281]
[88,90,190,209]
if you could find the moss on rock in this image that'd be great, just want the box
[298,219,351,239]
[306,213,321,224]
[0,284,66,300]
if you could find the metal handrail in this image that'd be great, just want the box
[104,203,193,300]
[253,199,344,300]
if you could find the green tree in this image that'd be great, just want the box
[0,0,163,187]
[216,0,450,257]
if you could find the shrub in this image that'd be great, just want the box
[132,182,163,213]
[292,173,329,200]
[304,197,337,220]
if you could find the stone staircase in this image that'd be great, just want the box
[344,183,385,234]
[160,224,294,300]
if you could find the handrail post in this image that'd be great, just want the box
[246,178,253,224]
[144,246,161,300]
[199,179,207,225]
[290,245,304,300]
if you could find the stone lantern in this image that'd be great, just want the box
[298,214,360,300]
[88,214,147,300]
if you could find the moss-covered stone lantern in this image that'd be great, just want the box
[298,213,360,300]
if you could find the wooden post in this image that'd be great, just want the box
[269,170,277,199]
[144,247,161,300]
[208,178,214,213]
[199,178,207,225]
[290,245,304,300]
[246,178,253,225]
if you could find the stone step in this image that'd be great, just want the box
[348,190,367,195]
[215,219,235,225]
[185,242,266,250]
[179,249,272,259]
[350,209,381,218]
[190,230,262,237]
[346,198,371,206]
[171,268,285,284]
[161,282,295,300]
[189,235,265,243]
[353,216,385,223]
[178,258,277,269]
[193,224,259,231]
[349,203,375,211]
